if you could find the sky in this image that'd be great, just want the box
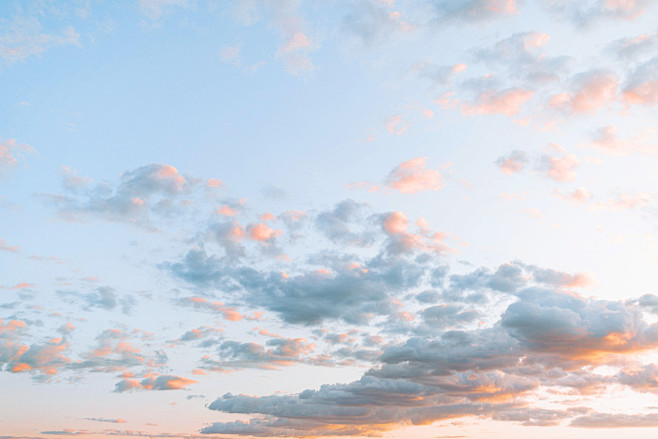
[1,0,658,438]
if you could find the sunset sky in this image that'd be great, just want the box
[2,0,658,438]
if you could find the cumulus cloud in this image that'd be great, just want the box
[540,145,579,182]
[203,282,658,436]
[548,70,618,114]
[199,337,316,372]
[495,150,528,175]
[41,164,198,228]
[385,158,443,194]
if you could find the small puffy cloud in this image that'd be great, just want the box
[0,138,36,174]
[141,374,197,390]
[548,70,618,114]
[385,157,443,193]
[540,145,580,182]
[495,150,528,175]
[247,223,282,242]
[59,165,92,191]
[462,88,533,116]
[114,374,196,392]
[7,339,70,377]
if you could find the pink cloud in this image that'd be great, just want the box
[182,297,244,321]
[549,72,618,114]
[0,238,20,253]
[385,157,443,194]
[207,178,224,188]
[383,211,409,235]
[247,223,282,242]
[542,146,580,181]
[462,88,533,116]
[217,205,238,216]
[260,212,276,222]
[553,188,592,203]
[623,80,658,105]
[496,150,528,175]
[386,115,407,135]
[383,212,454,254]
[589,125,657,155]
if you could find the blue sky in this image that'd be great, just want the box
[2,1,658,438]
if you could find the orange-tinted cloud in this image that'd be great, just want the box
[462,88,533,116]
[385,157,443,193]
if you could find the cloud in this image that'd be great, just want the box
[7,339,70,377]
[57,286,119,311]
[41,164,197,228]
[540,145,579,182]
[84,417,127,424]
[0,16,80,65]
[59,165,92,191]
[540,0,653,25]
[385,158,443,194]
[178,296,243,321]
[432,0,519,22]
[495,150,528,175]
[473,32,570,84]
[203,282,658,436]
[571,412,658,428]
[622,56,658,106]
[115,374,196,392]
[230,0,317,75]
[199,337,316,372]
[548,70,618,114]
[315,200,376,246]
[0,237,20,253]
[588,125,658,156]
[166,248,425,326]
[461,88,533,116]
[553,188,592,204]
[0,138,36,174]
